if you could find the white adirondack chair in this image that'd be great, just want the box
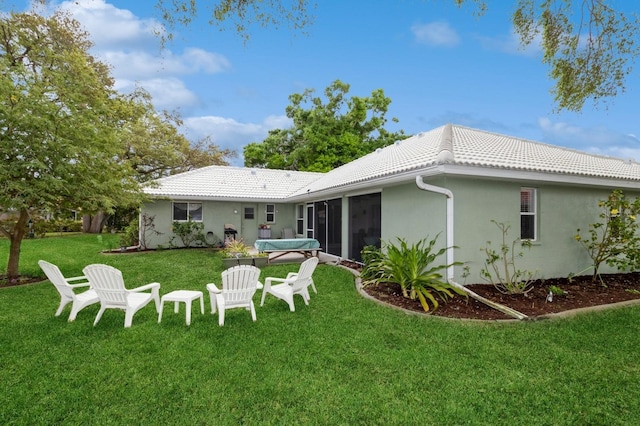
[38,260,99,322]
[260,257,319,312]
[82,264,160,328]
[206,265,262,326]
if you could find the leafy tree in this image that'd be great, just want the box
[510,0,640,111]
[119,89,235,183]
[0,11,139,280]
[574,190,640,282]
[243,80,407,172]
[82,88,236,233]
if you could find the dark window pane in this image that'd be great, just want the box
[521,215,535,240]
[244,207,254,219]
[189,203,202,221]
[173,203,188,221]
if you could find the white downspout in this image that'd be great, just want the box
[415,175,527,320]
[415,176,455,281]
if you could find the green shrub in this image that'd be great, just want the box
[32,218,82,236]
[361,236,466,312]
[360,245,383,281]
[221,239,251,258]
[480,221,536,295]
[171,221,205,248]
[120,217,139,247]
[574,189,640,282]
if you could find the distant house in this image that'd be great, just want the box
[142,124,640,283]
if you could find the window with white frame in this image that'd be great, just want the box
[296,204,304,235]
[266,204,275,223]
[173,202,203,222]
[520,188,536,240]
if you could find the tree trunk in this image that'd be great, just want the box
[82,214,92,233]
[89,211,106,233]
[82,211,107,234]
[5,209,29,280]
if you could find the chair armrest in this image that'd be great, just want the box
[265,276,295,286]
[67,281,92,289]
[130,282,160,293]
[285,272,298,280]
[66,275,90,288]
[206,283,221,294]
[256,281,263,290]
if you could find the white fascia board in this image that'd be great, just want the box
[146,194,291,202]
[438,164,640,189]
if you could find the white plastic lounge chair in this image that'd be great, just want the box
[38,260,99,322]
[260,257,319,312]
[282,228,295,239]
[206,265,262,326]
[82,264,160,328]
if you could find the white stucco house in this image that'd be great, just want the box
[141,124,640,283]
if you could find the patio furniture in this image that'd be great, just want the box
[224,224,237,242]
[260,257,319,312]
[206,265,262,326]
[281,228,295,239]
[38,260,99,322]
[158,290,204,326]
[82,264,161,328]
[254,238,321,263]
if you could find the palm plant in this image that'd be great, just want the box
[361,236,466,312]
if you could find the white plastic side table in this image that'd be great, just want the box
[158,290,204,325]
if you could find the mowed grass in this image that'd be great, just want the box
[1,234,640,425]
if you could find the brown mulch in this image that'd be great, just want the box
[358,270,640,320]
[0,275,44,287]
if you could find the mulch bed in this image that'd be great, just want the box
[358,270,640,320]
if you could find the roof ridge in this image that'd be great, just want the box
[436,123,455,163]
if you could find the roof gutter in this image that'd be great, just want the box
[415,176,455,281]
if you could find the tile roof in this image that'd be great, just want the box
[145,124,640,200]
[144,165,323,200]
[300,124,640,195]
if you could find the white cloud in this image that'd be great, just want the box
[538,117,640,161]
[183,115,292,165]
[476,27,542,57]
[102,48,231,80]
[411,21,460,47]
[57,0,161,50]
[115,78,200,111]
[52,0,230,113]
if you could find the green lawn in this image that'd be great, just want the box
[1,234,640,425]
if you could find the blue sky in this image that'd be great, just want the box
[14,0,640,166]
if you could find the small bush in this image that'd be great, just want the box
[480,221,536,295]
[171,221,205,248]
[120,218,139,247]
[221,239,251,258]
[574,189,640,282]
[361,236,466,312]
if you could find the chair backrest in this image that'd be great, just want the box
[291,257,319,291]
[82,264,128,307]
[38,260,77,299]
[282,228,295,239]
[221,265,261,303]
